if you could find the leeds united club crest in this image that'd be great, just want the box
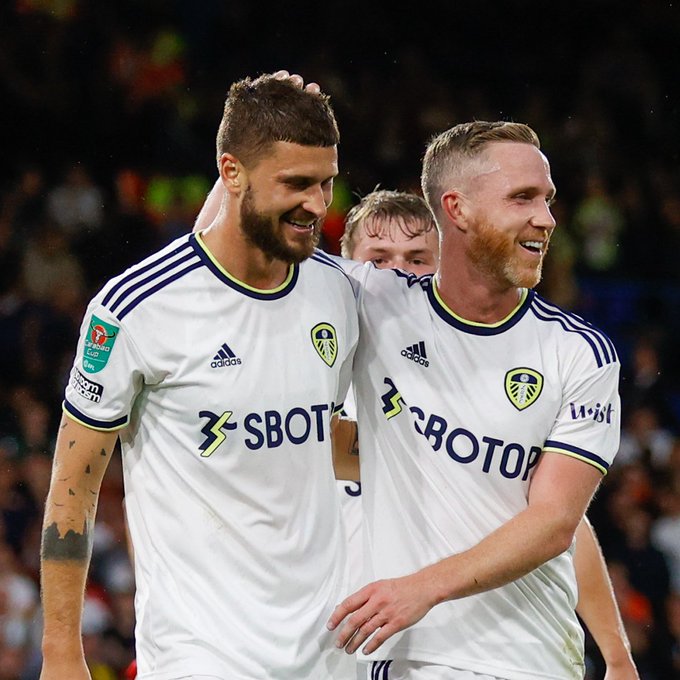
[505,368,543,411]
[311,322,337,367]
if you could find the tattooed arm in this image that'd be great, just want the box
[331,415,360,481]
[39,414,119,680]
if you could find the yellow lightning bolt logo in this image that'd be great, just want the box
[199,410,236,457]
[381,378,405,419]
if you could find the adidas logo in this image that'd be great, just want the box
[401,341,429,367]
[211,343,242,368]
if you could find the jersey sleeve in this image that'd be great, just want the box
[543,356,621,475]
[333,287,360,415]
[63,301,149,431]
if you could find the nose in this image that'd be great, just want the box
[303,184,329,220]
[531,201,556,232]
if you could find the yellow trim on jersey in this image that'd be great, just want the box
[195,232,295,293]
[432,278,528,327]
[62,403,129,432]
[543,446,608,475]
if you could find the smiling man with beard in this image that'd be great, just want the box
[327,121,633,680]
[39,72,359,680]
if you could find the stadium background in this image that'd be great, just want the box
[1,1,679,678]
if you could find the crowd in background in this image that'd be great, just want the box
[1,1,680,679]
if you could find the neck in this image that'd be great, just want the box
[436,238,523,324]
[199,214,291,290]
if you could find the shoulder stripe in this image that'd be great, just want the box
[530,297,616,368]
[311,250,345,272]
[310,250,356,290]
[107,250,199,315]
[543,440,609,475]
[533,296,617,362]
[115,260,203,320]
[103,240,196,307]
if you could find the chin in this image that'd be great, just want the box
[507,262,542,289]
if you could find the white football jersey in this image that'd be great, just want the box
[330,256,621,680]
[64,234,359,680]
[336,388,364,593]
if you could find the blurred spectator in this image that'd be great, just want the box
[619,332,677,433]
[0,165,47,245]
[46,163,105,237]
[616,405,676,473]
[0,449,34,556]
[651,484,680,595]
[20,218,87,305]
[100,169,158,283]
[608,560,671,679]
[46,163,106,288]
[573,172,626,276]
[536,201,580,310]
[0,541,39,679]
[667,593,680,676]
[608,505,671,633]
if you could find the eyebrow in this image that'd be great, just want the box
[511,185,557,201]
[278,171,337,186]
[363,247,434,257]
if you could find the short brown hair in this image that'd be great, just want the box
[340,189,437,259]
[216,74,340,168]
[421,121,541,220]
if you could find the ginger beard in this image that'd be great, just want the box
[467,218,549,289]
[240,186,320,264]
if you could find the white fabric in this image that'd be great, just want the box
[337,387,365,594]
[64,236,359,680]
[330,256,620,680]
[366,660,502,679]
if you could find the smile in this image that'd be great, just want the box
[519,240,544,254]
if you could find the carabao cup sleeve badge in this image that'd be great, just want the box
[82,315,120,374]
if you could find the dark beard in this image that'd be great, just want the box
[240,188,319,264]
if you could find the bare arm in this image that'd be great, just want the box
[40,414,119,680]
[331,415,360,481]
[574,518,640,680]
[192,176,224,233]
[329,452,603,654]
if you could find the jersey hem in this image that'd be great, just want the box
[362,648,581,680]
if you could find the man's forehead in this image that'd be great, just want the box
[359,216,434,243]
[265,141,338,176]
[472,142,554,189]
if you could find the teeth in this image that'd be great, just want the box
[521,241,543,251]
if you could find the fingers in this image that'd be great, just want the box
[360,620,400,655]
[342,611,387,654]
[272,69,320,93]
[327,590,369,631]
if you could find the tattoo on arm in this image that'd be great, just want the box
[41,522,92,561]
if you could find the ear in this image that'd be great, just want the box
[441,189,470,232]
[218,153,245,195]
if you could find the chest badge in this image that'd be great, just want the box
[505,368,543,411]
[311,322,337,367]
